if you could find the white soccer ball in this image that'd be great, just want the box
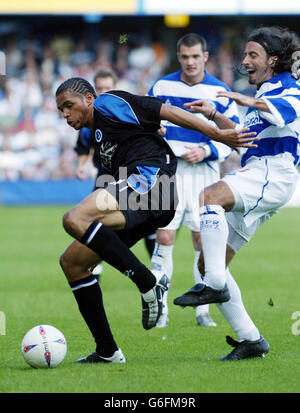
[21,325,67,369]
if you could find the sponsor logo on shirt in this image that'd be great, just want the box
[244,110,263,127]
[100,142,118,170]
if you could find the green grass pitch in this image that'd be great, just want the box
[1,205,300,393]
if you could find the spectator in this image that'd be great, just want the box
[0,26,263,182]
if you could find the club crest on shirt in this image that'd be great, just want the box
[95,129,103,143]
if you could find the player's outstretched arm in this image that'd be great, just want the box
[159,103,258,149]
[184,99,237,130]
[216,91,271,113]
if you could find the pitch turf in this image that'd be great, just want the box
[0,205,300,394]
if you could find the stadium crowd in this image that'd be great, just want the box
[0,28,254,182]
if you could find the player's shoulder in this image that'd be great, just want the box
[94,90,134,111]
[287,74,300,90]
[277,72,300,88]
[95,90,131,103]
[79,127,92,138]
[152,71,181,85]
[262,72,300,97]
[202,71,231,91]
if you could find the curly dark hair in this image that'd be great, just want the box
[248,26,300,77]
[56,77,97,99]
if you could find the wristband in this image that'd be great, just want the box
[208,109,217,121]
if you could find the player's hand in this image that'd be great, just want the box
[184,100,214,119]
[217,127,259,148]
[216,91,256,107]
[76,166,86,180]
[157,125,167,136]
[181,145,206,163]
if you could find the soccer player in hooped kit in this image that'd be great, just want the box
[55,77,256,363]
[174,27,300,360]
[148,33,239,328]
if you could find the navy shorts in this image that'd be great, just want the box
[96,166,178,248]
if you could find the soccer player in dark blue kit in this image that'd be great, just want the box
[75,69,157,260]
[74,69,118,279]
[74,69,118,184]
[56,77,257,363]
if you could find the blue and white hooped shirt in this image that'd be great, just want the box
[148,70,239,163]
[241,72,300,167]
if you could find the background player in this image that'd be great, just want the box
[148,33,239,327]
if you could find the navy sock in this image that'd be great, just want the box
[69,275,118,357]
[80,222,156,293]
[144,235,156,258]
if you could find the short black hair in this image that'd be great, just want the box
[177,33,207,53]
[56,77,97,99]
[94,69,118,85]
[248,26,300,76]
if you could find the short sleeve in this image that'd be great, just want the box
[94,91,162,130]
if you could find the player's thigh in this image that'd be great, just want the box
[69,188,126,230]
[76,188,119,217]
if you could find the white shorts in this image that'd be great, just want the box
[161,158,220,232]
[223,155,299,248]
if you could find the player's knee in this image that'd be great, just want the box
[200,187,213,206]
[62,210,73,233]
[62,209,80,237]
[59,252,71,276]
[156,230,175,246]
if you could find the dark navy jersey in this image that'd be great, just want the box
[92,90,177,178]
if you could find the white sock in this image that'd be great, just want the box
[193,250,210,317]
[151,243,173,316]
[200,205,228,290]
[217,268,260,342]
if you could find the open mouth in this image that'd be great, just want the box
[247,69,256,76]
